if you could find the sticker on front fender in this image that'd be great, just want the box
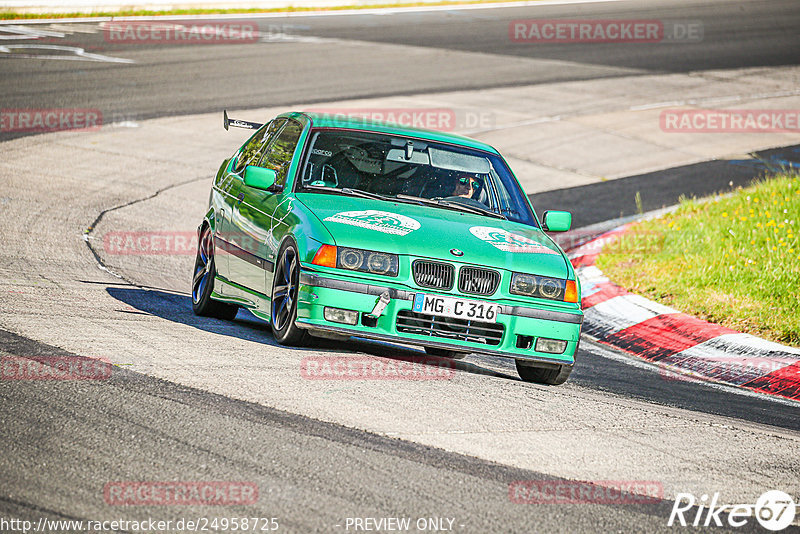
[412,293,502,322]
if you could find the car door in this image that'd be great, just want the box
[212,169,240,281]
[219,119,284,287]
[214,121,275,279]
[230,118,304,295]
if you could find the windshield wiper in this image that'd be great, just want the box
[341,189,444,209]
[304,184,342,192]
[317,187,424,207]
[438,200,506,220]
[340,188,395,202]
[395,194,506,220]
[304,188,504,219]
[303,185,394,202]
[395,194,436,206]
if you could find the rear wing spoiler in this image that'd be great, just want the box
[223,110,263,131]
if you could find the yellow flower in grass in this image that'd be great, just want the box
[722,212,728,218]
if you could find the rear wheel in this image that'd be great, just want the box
[515,360,572,385]
[192,225,239,320]
[424,347,468,359]
[270,240,308,346]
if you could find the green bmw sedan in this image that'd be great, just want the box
[192,111,582,384]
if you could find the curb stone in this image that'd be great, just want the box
[563,224,800,402]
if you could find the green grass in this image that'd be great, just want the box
[596,172,800,347]
[0,0,517,19]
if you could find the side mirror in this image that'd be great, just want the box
[244,165,278,191]
[543,210,572,232]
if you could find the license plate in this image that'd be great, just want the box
[412,293,502,322]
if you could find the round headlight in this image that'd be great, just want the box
[339,248,364,270]
[367,253,393,275]
[539,278,562,299]
[512,274,537,295]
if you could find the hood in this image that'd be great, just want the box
[296,193,570,279]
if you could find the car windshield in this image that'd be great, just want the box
[297,129,537,226]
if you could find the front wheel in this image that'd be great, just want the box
[270,240,308,346]
[192,225,239,320]
[515,360,572,385]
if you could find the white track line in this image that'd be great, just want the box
[0,44,135,63]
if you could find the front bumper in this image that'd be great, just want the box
[297,270,582,365]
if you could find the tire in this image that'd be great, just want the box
[192,225,239,320]
[515,360,572,385]
[424,347,468,359]
[270,239,308,346]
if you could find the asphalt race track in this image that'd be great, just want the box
[1,0,799,532]
[2,0,799,139]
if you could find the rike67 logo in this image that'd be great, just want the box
[669,490,796,531]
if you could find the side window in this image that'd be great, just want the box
[234,119,286,173]
[257,120,303,187]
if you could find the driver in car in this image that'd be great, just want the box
[451,173,482,199]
